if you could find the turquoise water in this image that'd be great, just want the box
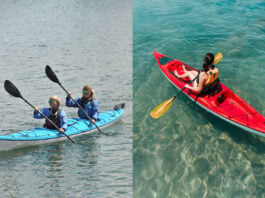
[0,0,132,197]
[134,0,265,197]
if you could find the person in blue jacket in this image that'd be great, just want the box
[66,85,99,123]
[33,95,67,132]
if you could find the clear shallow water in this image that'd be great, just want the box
[0,0,132,197]
[134,0,265,197]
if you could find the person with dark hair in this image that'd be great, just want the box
[174,53,219,94]
[66,85,99,123]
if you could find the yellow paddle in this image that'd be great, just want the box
[213,52,222,64]
[150,52,223,119]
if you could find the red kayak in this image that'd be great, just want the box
[153,51,265,138]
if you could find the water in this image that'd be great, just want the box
[133,0,265,197]
[0,0,132,197]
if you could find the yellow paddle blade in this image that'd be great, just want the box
[214,52,223,64]
[150,97,175,119]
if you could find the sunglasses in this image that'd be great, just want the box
[49,99,56,104]
[82,90,91,94]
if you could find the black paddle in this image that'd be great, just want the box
[4,80,75,143]
[45,65,107,136]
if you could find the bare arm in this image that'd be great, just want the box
[185,72,207,93]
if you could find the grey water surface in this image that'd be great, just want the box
[0,0,132,197]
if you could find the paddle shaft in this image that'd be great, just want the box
[150,52,223,119]
[172,72,198,99]
[173,87,185,99]
[58,82,104,135]
[21,96,75,143]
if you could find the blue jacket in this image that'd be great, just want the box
[66,97,99,120]
[33,108,68,130]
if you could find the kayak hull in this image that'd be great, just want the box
[0,103,125,151]
[153,51,265,137]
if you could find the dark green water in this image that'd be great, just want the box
[0,0,132,197]
[134,0,265,197]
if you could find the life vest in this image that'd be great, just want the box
[80,97,93,109]
[205,67,219,86]
[78,97,97,120]
[44,108,61,130]
[195,68,222,97]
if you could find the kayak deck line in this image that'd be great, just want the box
[153,51,265,137]
[166,68,265,134]
[0,118,120,142]
[188,90,259,125]
[0,103,125,151]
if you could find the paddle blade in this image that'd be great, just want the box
[4,80,22,98]
[214,52,223,64]
[150,97,175,119]
[45,65,60,84]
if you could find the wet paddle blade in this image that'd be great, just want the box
[45,65,60,84]
[4,80,22,98]
[214,52,223,64]
[150,97,175,119]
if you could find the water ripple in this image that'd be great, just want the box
[0,0,132,197]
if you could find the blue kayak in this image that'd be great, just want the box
[0,103,125,151]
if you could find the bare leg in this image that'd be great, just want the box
[188,70,198,87]
[174,65,198,86]
[174,64,190,78]
[174,70,190,78]
[181,64,187,72]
